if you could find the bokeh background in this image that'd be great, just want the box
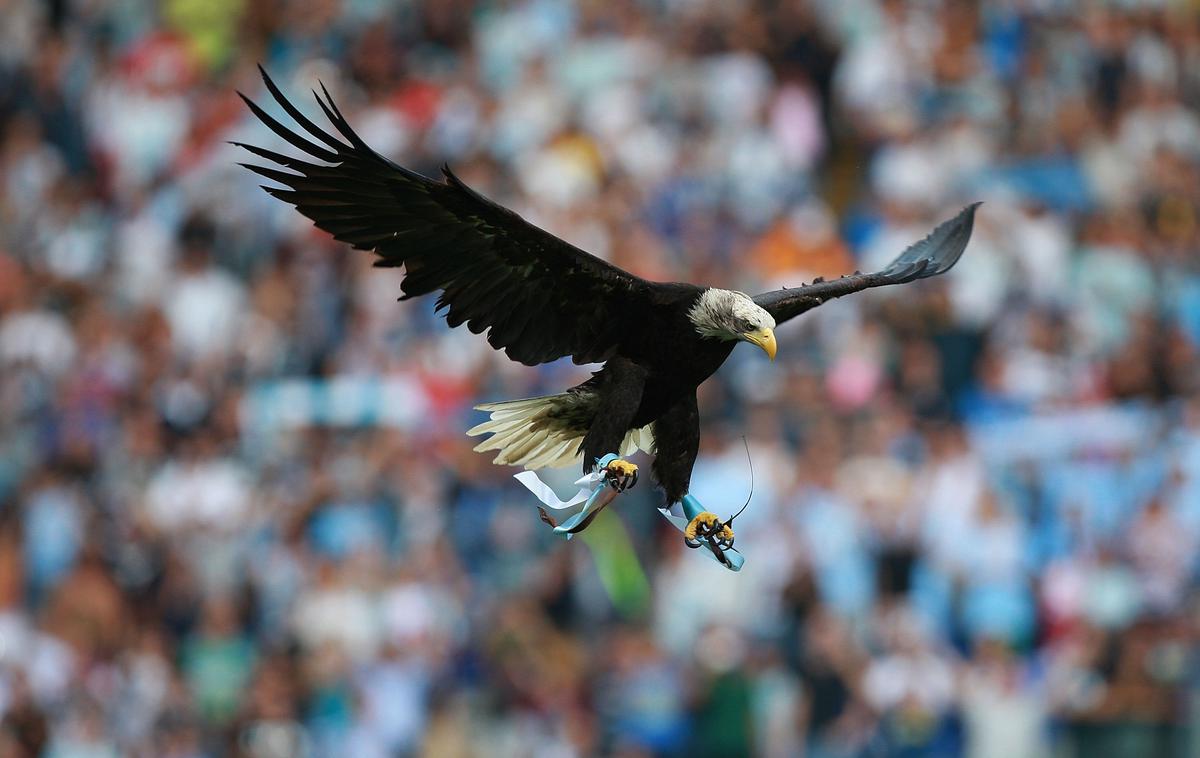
[2,0,1200,756]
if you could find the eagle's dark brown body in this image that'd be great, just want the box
[238,67,979,505]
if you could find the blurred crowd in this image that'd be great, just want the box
[2,0,1200,756]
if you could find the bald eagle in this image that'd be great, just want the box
[237,68,977,545]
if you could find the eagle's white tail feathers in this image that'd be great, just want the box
[468,394,654,470]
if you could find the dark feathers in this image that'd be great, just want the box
[753,203,979,324]
[236,66,654,366]
[237,68,981,509]
[237,67,979,368]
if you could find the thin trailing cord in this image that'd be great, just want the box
[723,436,754,527]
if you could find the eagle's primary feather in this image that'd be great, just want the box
[237,66,656,368]
[237,67,979,504]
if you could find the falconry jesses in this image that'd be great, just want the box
[237,68,978,560]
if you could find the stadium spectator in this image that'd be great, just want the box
[0,1,1198,755]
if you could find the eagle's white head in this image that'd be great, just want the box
[688,289,778,360]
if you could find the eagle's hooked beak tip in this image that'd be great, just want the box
[745,327,777,361]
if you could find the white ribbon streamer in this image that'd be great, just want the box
[514,469,605,511]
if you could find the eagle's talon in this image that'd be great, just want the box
[603,459,639,492]
[683,511,734,547]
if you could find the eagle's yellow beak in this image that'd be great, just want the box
[744,327,777,361]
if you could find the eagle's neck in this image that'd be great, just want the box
[689,289,737,338]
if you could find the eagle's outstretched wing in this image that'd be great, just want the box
[753,203,979,325]
[236,67,655,366]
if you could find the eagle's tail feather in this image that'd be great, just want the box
[467,393,654,470]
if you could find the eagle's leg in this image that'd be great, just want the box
[650,392,700,504]
[651,392,737,563]
[580,359,647,492]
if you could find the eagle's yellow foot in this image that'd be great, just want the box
[603,458,639,492]
[684,511,734,548]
